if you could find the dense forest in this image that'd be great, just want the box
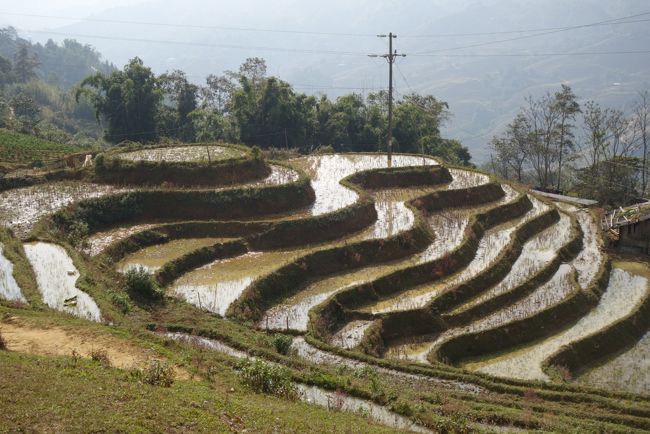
[76,57,470,164]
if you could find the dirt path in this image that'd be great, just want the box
[0,317,190,379]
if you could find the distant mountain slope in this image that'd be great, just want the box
[12,0,650,160]
[0,27,114,89]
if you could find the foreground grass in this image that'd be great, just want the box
[0,350,404,434]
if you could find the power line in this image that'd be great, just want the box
[3,11,648,40]
[413,11,650,54]
[13,28,368,57]
[11,27,650,59]
[400,18,650,38]
[0,12,377,37]
[409,49,650,58]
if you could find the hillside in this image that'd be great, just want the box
[1,143,649,432]
[0,128,84,171]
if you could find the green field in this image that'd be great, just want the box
[0,129,84,166]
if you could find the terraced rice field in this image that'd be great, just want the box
[2,143,649,433]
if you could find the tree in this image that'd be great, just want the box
[158,70,198,141]
[634,91,650,196]
[12,43,40,83]
[393,94,449,154]
[490,113,530,182]
[0,55,13,88]
[77,57,162,143]
[10,92,41,132]
[553,85,581,191]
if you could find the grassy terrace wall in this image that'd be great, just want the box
[155,239,249,287]
[542,282,650,380]
[0,167,88,192]
[309,187,526,339]
[369,208,561,352]
[48,177,315,235]
[345,165,453,189]
[94,143,271,187]
[0,228,40,307]
[444,213,584,327]
[101,221,272,263]
[433,258,612,366]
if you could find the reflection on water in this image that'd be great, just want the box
[0,243,26,303]
[24,242,101,322]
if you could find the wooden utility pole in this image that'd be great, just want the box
[369,33,405,167]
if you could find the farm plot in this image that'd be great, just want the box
[23,242,101,322]
[0,182,130,239]
[577,330,650,395]
[259,179,512,332]
[114,145,244,162]
[291,154,437,216]
[117,237,236,273]
[466,263,649,381]
[362,194,546,315]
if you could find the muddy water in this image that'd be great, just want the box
[171,249,314,316]
[83,224,158,256]
[0,243,25,303]
[452,211,573,315]
[0,182,129,239]
[331,320,373,349]
[465,263,649,380]
[261,184,516,332]
[292,154,437,216]
[115,145,242,162]
[23,242,101,322]
[577,330,650,395]
[296,384,432,433]
[117,238,233,274]
[365,195,546,315]
[82,164,300,257]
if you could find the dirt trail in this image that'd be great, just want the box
[0,317,190,379]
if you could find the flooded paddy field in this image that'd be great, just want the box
[0,182,130,238]
[465,263,649,381]
[0,243,25,303]
[23,242,101,322]
[117,237,235,273]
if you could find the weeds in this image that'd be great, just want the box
[272,334,293,355]
[236,359,297,399]
[132,359,175,387]
[90,349,111,367]
[0,330,6,350]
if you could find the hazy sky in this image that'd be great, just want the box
[0,0,148,28]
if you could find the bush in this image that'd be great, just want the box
[272,334,293,355]
[237,359,297,399]
[0,331,6,350]
[124,266,163,303]
[133,359,175,387]
[90,349,111,366]
[110,292,131,314]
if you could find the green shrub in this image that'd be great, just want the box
[0,331,6,350]
[272,334,293,355]
[133,359,175,387]
[237,359,297,399]
[124,266,163,303]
